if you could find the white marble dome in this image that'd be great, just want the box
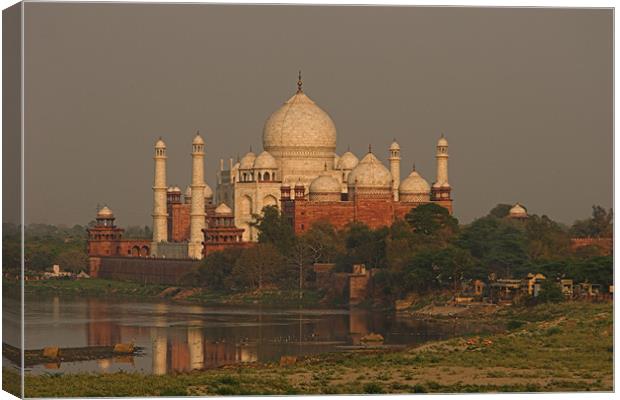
[438,135,448,147]
[239,151,256,170]
[509,203,528,218]
[215,203,233,215]
[155,138,166,148]
[263,91,337,151]
[193,132,205,145]
[337,151,359,170]
[390,140,400,150]
[253,151,278,170]
[204,183,214,199]
[400,169,430,195]
[347,152,392,189]
[310,174,341,194]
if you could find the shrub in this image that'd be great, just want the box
[363,383,384,394]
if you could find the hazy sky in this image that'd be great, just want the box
[23,4,612,227]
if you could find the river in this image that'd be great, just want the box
[5,295,497,375]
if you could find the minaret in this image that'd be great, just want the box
[188,132,206,259]
[432,133,451,200]
[389,139,401,201]
[151,137,168,253]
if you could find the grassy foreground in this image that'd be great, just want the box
[9,301,612,396]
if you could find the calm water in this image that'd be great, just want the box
[6,295,498,375]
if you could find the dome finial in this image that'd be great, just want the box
[297,70,303,93]
[347,145,351,152]
[412,163,416,171]
[368,144,372,153]
[249,145,253,152]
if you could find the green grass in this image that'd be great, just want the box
[14,278,330,308]
[20,278,167,298]
[18,301,613,396]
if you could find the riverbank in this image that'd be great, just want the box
[11,301,612,396]
[8,278,331,308]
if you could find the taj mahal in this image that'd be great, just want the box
[87,73,452,261]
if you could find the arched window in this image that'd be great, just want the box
[264,172,270,181]
[263,194,277,208]
[241,195,253,216]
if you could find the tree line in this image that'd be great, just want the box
[196,204,613,301]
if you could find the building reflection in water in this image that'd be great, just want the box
[79,298,411,375]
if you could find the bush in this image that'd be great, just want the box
[363,383,384,394]
[507,320,525,330]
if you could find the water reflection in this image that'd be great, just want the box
[18,295,499,375]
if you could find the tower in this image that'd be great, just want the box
[432,134,451,200]
[389,139,401,201]
[151,138,168,253]
[188,132,206,259]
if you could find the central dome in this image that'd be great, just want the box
[263,91,337,151]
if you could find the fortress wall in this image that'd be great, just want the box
[88,256,200,285]
[288,199,453,234]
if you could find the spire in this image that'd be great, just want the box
[249,145,253,153]
[347,145,351,152]
[368,144,372,153]
[297,70,303,93]
[412,163,416,171]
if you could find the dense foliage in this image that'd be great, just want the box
[196,203,613,299]
[3,223,89,272]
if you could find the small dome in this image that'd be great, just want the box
[193,132,205,145]
[509,203,528,218]
[172,186,181,192]
[215,203,233,215]
[97,206,114,218]
[239,151,256,170]
[438,134,448,147]
[167,186,174,192]
[337,151,359,170]
[400,169,430,194]
[155,138,166,148]
[347,152,392,189]
[309,174,341,194]
[185,186,192,198]
[253,151,278,170]
[204,183,213,199]
[390,140,400,150]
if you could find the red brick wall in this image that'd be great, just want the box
[169,203,191,242]
[89,256,200,285]
[570,238,613,255]
[288,199,453,234]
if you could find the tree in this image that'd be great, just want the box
[488,203,513,219]
[198,247,244,290]
[525,214,571,261]
[405,203,459,246]
[301,221,345,264]
[457,216,529,279]
[340,222,388,269]
[230,243,287,291]
[570,205,613,238]
[536,279,564,303]
[55,249,89,273]
[251,206,295,254]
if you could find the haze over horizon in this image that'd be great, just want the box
[21,4,612,227]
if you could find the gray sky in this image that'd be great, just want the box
[23,4,612,227]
